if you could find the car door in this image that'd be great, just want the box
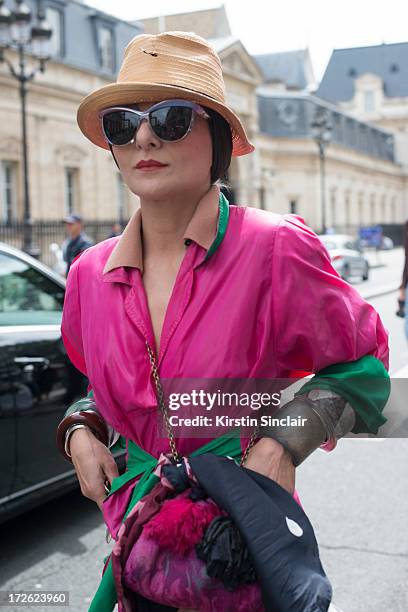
[0,332,17,502]
[344,239,364,276]
[0,249,88,515]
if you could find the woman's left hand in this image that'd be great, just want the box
[244,437,296,495]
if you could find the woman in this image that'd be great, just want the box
[398,221,408,336]
[57,32,389,611]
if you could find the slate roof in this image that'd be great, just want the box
[257,92,395,162]
[253,49,313,90]
[317,42,408,102]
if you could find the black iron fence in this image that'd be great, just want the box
[333,223,405,247]
[0,220,126,269]
[1,219,405,271]
[378,223,405,247]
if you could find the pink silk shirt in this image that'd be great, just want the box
[61,185,389,459]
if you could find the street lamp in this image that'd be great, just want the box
[311,105,333,234]
[0,0,52,257]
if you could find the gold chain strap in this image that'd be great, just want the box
[146,341,181,463]
[239,426,259,466]
[145,340,258,466]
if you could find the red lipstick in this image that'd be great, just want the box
[135,159,167,169]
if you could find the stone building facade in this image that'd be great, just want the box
[134,9,408,233]
[317,42,408,225]
[0,0,141,226]
[256,93,402,231]
[0,2,406,243]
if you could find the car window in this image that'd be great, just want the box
[320,239,336,250]
[321,236,360,251]
[344,240,360,251]
[0,252,64,326]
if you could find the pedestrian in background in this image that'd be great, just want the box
[107,222,123,238]
[397,221,408,334]
[62,213,94,276]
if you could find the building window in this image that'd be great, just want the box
[359,124,367,152]
[391,197,396,221]
[46,7,63,57]
[381,195,386,222]
[99,26,114,71]
[333,113,343,142]
[1,161,18,223]
[330,191,336,228]
[347,118,357,148]
[364,91,375,113]
[358,193,364,225]
[289,199,297,214]
[345,193,350,228]
[117,173,127,222]
[370,195,376,223]
[64,168,79,215]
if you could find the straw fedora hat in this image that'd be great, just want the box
[77,31,254,156]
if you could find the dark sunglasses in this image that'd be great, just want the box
[99,99,210,147]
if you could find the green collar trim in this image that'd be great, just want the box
[204,191,230,262]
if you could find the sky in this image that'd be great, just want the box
[86,0,408,82]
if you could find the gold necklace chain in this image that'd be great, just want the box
[146,340,258,466]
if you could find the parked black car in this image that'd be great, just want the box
[0,242,125,523]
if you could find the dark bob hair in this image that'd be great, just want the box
[205,107,233,184]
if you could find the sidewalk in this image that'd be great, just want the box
[360,282,400,300]
[391,363,408,377]
[359,247,402,300]
[364,247,394,269]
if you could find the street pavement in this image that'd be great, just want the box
[1,248,407,612]
[353,247,402,302]
[351,247,406,373]
[299,247,408,612]
[296,439,408,612]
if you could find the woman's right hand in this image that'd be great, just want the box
[69,428,119,511]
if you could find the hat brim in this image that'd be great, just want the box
[77,82,255,157]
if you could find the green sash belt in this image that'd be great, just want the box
[88,434,243,611]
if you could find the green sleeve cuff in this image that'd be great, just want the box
[295,355,390,435]
[63,388,95,418]
[110,436,127,453]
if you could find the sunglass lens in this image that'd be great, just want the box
[150,106,193,141]
[103,110,139,145]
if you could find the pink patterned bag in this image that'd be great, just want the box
[110,455,263,612]
[123,528,263,611]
